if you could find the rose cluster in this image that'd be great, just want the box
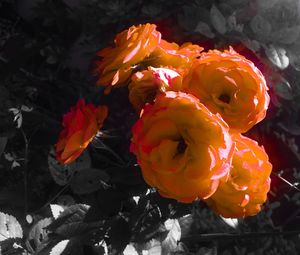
[55,23,272,218]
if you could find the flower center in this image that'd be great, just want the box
[177,137,187,154]
[218,93,231,104]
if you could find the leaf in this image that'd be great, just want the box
[49,238,83,255]
[288,50,300,71]
[46,212,76,233]
[123,244,138,255]
[48,153,73,185]
[250,15,271,39]
[0,137,7,158]
[50,204,65,219]
[274,78,293,100]
[178,214,193,238]
[142,239,162,255]
[47,204,90,232]
[8,108,22,129]
[161,219,181,254]
[109,217,131,253]
[0,212,23,241]
[48,148,91,186]
[242,39,261,52]
[210,5,227,34]
[271,26,300,45]
[49,240,70,255]
[220,217,239,229]
[69,149,92,170]
[227,13,243,33]
[27,218,52,251]
[56,195,75,207]
[56,222,95,239]
[48,204,100,239]
[70,168,110,194]
[21,105,33,112]
[194,21,215,38]
[264,44,289,69]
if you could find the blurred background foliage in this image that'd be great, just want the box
[0,0,300,254]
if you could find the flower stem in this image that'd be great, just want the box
[20,128,29,216]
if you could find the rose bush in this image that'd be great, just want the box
[182,47,270,133]
[130,91,234,203]
[56,99,108,164]
[205,134,272,218]
[57,23,272,217]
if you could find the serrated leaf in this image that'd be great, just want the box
[123,244,138,255]
[264,44,289,69]
[0,212,23,241]
[49,239,70,255]
[161,219,181,254]
[27,218,52,251]
[47,204,90,232]
[194,21,215,38]
[0,137,7,158]
[48,148,91,186]
[220,217,239,229]
[50,204,65,219]
[50,238,83,255]
[70,168,110,194]
[210,5,227,34]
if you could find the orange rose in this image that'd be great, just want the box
[182,47,270,133]
[130,91,234,203]
[128,67,182,111]
[56,99,108,164]
[205,134,272,218]
[95,23,161,88]
[149,39,203,74]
